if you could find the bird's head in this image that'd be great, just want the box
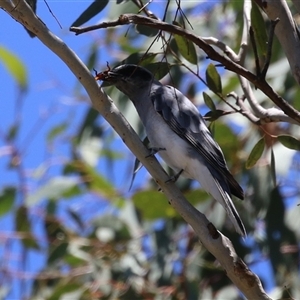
[95,64,154,99]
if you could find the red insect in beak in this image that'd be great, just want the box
[94,62,111,81]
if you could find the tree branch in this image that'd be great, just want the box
[70,13,300,124]
[1,1,272,298]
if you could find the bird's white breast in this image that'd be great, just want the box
[143,109,196,178]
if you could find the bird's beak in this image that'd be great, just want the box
[94,69,122,87]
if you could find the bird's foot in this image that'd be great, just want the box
[166,169,184,183]
[146,147,166,158]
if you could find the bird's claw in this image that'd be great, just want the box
[146,147,166,158]
[166,169,184,183]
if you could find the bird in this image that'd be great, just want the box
[95,64,246,236]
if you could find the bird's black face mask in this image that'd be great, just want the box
[94,64,154,98]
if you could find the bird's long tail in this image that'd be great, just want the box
[214,180,246,236]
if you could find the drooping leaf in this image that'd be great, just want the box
[48,242,69,264]
[277,135,300,151]
[15,206,39,249]
[47,122,68,142]
[173,34,198,65]
[0,46,27,89]
[212,122,239,162]
[265,187,287,272]
[246,137,265,169]
[71,0,109,27]
[203,92,216,111]
[132,190,177,219]
[7,124,19,141]
[146,62,170,80]
[251,1,268,59]
[47,282,82,300]
[135,24,159,37]
[77,107,101,143]
[270,148,277,187]
[67,209,85,231]
[204,110,225,122]
[0,187,16,217]
[122,52,158,66]
[206,63,222,94]
[25,177,81,206]
[184,189,209,206]
[85,43,98,70]
[64,160,116,199]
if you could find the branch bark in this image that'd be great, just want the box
[1,1,272,299]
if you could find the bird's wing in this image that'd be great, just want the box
[151,85,244,200]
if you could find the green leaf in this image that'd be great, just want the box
[251,1,268,59]
[246,137,265,169]
[206,63,222,94]
[64,254,86,267]
[71,0,109,27]
[203,92,216,111]
[132,190,177,219]
[146,62,170,80]
[67,209,85,231]
[212,122,239,162]
[135,24,159,37]
[47,122,68,142]
[48,242,69,264]
[277,135,300,151]
[204,110,225,122]
[8,124,19,141]
[25,177,80,206]
[0,187,16,217]
[48,282,82,300]
[173,34,198,65]
[77,107,100,142]
[122,52,158,66]
[270,148,277,187]
[15,206,39,249]
[64,160,116,199]
[0,46,27,89]
[184,190,209,206]
[85,43,98,70]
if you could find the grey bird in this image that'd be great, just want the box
[95,64,246,236]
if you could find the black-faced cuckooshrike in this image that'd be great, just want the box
[95,64,246,236]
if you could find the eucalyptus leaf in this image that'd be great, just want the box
[246,137,265,169]
[71,0,109,27]
[146,62,170,80]
[203,92,216,111]
[132,190,177,219]
[0,187,15,217]
[277,135,300,151]
[16,206,40,249]
[25,177,80,206]
[173,34,198,65]
[270,148,277,187]
[251,1,268,59]
[135,24,159,37]
[0,46,27,89]
[206,63,222,94]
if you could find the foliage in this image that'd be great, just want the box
[1,1,300,299]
